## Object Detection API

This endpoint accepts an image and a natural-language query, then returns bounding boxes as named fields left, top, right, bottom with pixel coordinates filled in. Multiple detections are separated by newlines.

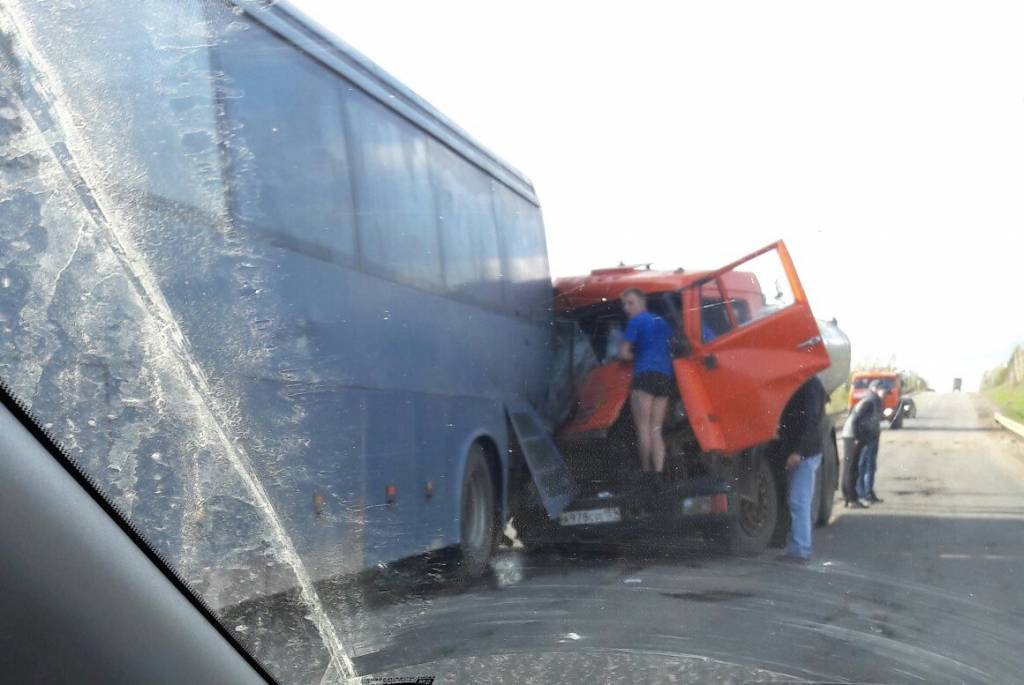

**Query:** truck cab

left=521, top=241, right=846, bottom=554
left=553, top=241, right=832, bottom=453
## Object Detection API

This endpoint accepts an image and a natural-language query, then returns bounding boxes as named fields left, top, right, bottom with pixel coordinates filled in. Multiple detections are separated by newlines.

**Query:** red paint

left=555, top=241, right=831, bottom=455
left=559, top=362, right=633, bottom=437
left=676, top=310, right=829, bottom=453
left=848, top=370, right=902, bottom=413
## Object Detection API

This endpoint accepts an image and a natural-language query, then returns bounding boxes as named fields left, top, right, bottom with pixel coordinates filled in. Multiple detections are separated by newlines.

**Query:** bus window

left=429, top=138, right=505, bottom=308
left=215, top=17, right=357, bottom=265
left=345, top=88, right=443, bottom=290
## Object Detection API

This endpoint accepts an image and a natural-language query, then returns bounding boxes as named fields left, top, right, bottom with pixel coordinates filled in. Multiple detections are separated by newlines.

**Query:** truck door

left=675, top=241, right=831, bottom=454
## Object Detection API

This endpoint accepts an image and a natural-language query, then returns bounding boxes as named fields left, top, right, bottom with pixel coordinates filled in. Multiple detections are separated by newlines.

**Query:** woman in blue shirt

left=618, top=288, right=675, bottom=481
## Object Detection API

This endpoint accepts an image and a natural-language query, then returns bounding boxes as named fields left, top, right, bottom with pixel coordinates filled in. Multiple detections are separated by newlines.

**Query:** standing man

left=841, top=379, right=883, bottom=507
left=618, top=288, right=674, bottom=488
left=776, top=376, right=828, bottom=563
left=839, top=415, right=865, bottom=508
left=855, top=380, right=885, bottom=504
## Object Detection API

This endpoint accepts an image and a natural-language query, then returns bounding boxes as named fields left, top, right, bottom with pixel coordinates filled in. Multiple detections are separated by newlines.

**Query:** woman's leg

left=649, top=396, right=670, bottom=473
left=630, top=390, right=654, bottom=471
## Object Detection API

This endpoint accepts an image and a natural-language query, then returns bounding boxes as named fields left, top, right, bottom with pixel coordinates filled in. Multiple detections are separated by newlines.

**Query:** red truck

left=848, top=370, right=916, bottom=429
left=511, top=241, right=849, bottom=555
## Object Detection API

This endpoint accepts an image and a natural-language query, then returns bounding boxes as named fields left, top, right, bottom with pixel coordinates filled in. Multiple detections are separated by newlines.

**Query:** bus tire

left=457, top=445, right=498, bottom=578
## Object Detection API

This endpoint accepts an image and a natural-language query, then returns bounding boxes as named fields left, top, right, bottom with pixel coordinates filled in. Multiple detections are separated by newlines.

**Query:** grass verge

left=984, top=384, right=1024, bottom=424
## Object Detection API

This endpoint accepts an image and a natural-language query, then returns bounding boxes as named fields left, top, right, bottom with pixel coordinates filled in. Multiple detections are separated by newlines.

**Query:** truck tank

left=817, top=319, right=851, bottom=396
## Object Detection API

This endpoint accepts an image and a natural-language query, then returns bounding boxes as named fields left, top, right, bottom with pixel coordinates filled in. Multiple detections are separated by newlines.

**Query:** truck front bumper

left=553, top=476, right=732, bottom=537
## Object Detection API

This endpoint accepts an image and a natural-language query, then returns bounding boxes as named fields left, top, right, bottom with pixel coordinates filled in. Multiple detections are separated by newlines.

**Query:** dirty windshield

left=1, top=1, right=1023, bottom=683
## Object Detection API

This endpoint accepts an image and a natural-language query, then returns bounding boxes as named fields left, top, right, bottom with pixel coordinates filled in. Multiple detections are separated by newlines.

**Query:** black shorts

left=631, top=371, right=674, bottom=397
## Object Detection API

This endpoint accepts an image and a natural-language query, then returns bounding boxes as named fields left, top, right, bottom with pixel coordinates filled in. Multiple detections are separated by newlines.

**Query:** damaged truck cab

left=521, top=241, right=848, bottom=554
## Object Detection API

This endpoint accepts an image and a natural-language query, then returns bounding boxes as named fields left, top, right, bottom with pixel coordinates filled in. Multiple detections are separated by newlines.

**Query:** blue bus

left=206, top=0, right=555, bottom=580
left=0, top=0, right=552, bottom=606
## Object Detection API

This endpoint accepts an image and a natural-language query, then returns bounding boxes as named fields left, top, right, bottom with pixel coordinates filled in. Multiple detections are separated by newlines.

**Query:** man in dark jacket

left=776, top=376, right=827, bottom=563
left=841, top=379, right=884, bottom=507
left=855, top=380, right=885, bottom=503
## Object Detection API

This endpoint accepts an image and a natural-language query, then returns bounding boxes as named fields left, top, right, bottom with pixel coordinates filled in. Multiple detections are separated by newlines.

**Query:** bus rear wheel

left=457, top=445, right=498, bottom=578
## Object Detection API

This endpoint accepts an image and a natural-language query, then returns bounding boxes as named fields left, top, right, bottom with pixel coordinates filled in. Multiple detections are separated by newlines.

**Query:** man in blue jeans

left=855, top=380, right=885, bottom=504
left=776, top=376, right=827, bottom=563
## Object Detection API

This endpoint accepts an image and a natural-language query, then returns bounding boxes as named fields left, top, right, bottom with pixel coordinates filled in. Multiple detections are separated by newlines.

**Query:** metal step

left=506, top=402, right=577, bottom=519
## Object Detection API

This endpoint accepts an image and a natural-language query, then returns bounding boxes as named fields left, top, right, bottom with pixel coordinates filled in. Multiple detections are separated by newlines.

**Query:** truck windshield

left=854, top=378, right=897, bottom=391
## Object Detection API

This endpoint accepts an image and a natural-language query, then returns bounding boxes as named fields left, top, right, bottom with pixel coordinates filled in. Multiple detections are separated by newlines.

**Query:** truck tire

left=457, top=445, right=498, bottom=578
left=815, top=432, right=837, bottom=527
left=890, top=412, right=904, bottom=430
left=720, top=448, right=778, bottom=556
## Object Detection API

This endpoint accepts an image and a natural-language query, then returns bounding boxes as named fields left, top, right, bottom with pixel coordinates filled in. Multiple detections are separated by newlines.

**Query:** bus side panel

left=362, top=393, right=508, bottom=568
left=442, top=398, right=510, bottom=542
left=269, top=385, right=369, bottom=582
left=162, top=243, right=545, bottom=573
left=0, top=0, right=553, bottom=601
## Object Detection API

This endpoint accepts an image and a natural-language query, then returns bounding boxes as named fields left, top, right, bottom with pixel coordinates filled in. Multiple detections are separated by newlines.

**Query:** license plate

left=559, top=507, right=621, bottom=527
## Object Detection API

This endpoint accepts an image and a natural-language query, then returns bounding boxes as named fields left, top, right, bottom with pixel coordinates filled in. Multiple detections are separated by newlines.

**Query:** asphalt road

left=237, top=392, right=1024, bottom=684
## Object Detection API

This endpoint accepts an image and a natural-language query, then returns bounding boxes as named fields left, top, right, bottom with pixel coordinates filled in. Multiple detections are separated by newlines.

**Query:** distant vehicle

left=848, top=371, right=916, bottom=429
left=953, top=378, right=963, bottom=392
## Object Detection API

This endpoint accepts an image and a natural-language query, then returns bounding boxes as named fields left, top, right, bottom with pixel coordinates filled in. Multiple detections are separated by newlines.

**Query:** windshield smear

left=2, top=2, right=1023, bottom=685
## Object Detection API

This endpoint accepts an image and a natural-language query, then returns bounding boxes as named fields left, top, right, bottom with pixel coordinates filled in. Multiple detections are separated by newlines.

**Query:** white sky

left=290, top=0, right=1024, bottom=391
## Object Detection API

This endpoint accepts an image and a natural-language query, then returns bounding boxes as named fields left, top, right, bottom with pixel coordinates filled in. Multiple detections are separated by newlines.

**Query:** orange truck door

left=675, top=241, right=831, bottom=454
left=558, top=363, right=633, bottom=438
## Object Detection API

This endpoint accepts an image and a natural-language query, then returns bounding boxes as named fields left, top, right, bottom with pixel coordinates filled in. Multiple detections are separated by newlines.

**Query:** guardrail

left=995, top=413, right=1024, bottom=440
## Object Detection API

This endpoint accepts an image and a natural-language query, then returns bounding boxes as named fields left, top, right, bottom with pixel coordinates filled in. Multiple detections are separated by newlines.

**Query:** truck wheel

left=890, top=412, right=904, bottom=430
left=722, top=450, right=778, bottom=556
left=815, top=434, right=837, bottom=527
left=457, top=445, right=498, bottom=578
